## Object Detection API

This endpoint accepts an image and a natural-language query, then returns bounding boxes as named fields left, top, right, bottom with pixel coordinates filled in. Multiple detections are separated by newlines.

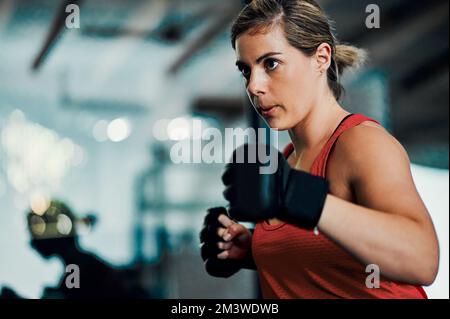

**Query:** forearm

left=317, top=194, right=439, bottom=285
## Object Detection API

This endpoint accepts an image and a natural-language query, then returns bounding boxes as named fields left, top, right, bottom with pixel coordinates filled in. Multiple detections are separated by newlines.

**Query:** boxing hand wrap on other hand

left=222, top=144, right=329, bottom=229
left=199, top=207, right=256, bottom=278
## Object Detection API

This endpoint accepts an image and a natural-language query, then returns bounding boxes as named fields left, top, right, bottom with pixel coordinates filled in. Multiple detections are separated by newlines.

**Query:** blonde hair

left=231, top=0, right=367, bottom=100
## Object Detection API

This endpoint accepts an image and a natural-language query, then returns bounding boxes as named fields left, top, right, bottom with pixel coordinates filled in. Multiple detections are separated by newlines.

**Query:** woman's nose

left=246, top=71, right=267, bottom=97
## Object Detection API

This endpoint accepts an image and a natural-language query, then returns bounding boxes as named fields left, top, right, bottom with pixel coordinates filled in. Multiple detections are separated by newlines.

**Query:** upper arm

left=334, top=123, right=430, bottom=224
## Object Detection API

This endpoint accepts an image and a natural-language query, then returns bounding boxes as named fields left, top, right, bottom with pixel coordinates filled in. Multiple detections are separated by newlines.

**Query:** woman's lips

left=259, top=105, right=279, bottom=117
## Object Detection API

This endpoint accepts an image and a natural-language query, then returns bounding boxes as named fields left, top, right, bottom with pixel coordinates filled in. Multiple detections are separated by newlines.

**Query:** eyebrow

left=235, top=52, right=283, bottom=67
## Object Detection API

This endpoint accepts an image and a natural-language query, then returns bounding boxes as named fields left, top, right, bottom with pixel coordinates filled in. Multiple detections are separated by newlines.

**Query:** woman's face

left=235, top=24, right=322, bottom=130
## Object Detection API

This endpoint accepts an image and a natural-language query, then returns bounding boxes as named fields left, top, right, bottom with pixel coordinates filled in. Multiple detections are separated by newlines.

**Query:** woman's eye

left=239, top=66, right=250, bottom=78
left=265, top=59, right=279, bottom=71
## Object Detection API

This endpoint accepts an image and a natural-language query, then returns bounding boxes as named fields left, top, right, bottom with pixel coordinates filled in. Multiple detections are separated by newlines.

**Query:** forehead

left=235, top=24, right=290, bottom=61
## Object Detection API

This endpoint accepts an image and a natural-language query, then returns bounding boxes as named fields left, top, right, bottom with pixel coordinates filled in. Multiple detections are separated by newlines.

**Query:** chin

left=264, top=117, right=290, bottom=131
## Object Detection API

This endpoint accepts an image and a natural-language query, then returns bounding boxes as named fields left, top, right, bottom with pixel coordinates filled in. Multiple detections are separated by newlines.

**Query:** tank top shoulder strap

left=310, top=113, right=380, bottom=178
left=282, top=114, right=380, bottom=177
left=282, top=143, right=295, bottom=158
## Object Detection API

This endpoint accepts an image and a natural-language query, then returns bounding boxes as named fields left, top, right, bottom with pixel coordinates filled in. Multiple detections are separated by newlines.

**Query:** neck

left=288, top=93, right=349, bottom=155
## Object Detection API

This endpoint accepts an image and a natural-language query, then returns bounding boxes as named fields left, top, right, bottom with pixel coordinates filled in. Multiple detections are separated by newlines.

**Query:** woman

left=199, top=0, right=439, bottom=299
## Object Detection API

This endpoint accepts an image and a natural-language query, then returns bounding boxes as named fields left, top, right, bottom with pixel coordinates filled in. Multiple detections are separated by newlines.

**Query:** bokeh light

left=92, top=120, right=109, bottom=142
left=56, top=214, right=73, bottom=235
left=107, top=118, right=131, bottom=142
left=30, top=192, right=50, bottom=216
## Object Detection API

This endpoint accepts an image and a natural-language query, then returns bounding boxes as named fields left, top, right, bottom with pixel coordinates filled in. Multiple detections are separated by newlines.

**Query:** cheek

left=289, top=68, right=317, bottom=102
left=276, top=70, right=311, bottom=109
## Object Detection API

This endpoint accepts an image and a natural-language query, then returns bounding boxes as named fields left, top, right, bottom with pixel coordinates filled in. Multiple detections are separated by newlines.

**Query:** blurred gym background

left=0, top=0, right=448, bottom=298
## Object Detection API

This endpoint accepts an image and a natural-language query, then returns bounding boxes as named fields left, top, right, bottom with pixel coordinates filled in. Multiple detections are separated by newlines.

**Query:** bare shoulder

left=330, top=120, right=432, bottom=226
left=332, top=121, right=411, bottom=183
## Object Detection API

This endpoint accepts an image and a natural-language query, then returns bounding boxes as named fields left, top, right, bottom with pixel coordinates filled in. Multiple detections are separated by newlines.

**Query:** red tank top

left=252, top=114, right=427, bottom=299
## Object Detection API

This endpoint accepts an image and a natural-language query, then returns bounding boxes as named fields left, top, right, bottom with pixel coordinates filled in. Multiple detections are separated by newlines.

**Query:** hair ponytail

left=335, top=44, right=368, bottom=75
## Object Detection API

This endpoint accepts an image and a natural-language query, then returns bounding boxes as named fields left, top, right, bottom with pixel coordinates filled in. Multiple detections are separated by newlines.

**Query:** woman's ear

left=315, top=43, right=332, bottom=74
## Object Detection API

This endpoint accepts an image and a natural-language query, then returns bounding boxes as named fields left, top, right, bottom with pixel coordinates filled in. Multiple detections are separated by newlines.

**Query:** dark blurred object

left=0, top=286, right=23, bottom=299
left=26, top=199, right=149, bottom=299
left=32, top=0, right=84, bottom=71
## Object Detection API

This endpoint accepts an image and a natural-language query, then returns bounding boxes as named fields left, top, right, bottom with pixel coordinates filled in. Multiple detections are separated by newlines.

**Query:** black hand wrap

left=199, top=207, right=255, bottom=278
left=281, top=168, right=329, bottom=229
left=222, top=144, right=329, bottom=229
